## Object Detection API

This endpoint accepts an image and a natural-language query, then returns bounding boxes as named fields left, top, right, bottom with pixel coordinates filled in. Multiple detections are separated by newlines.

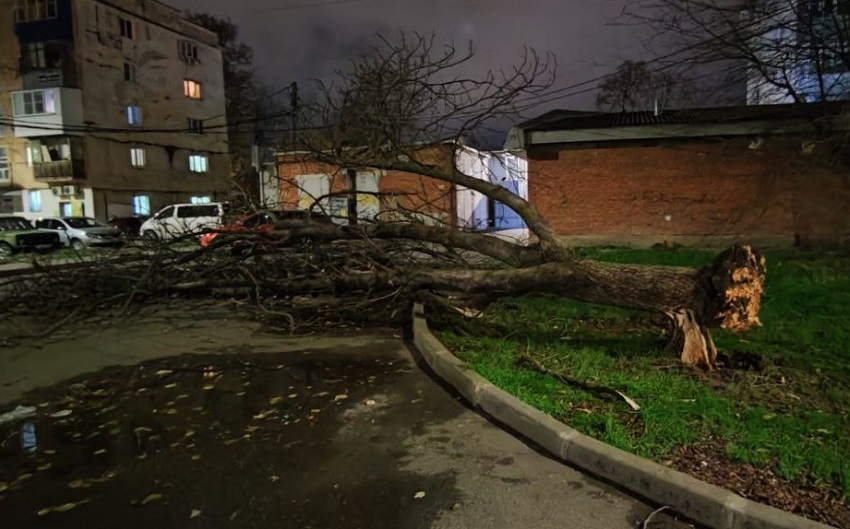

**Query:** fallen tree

left=0, top=33, right=766, bottom=369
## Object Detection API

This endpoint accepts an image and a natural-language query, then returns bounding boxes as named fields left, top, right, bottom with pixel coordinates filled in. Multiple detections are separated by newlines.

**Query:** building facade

left=506, top=104, right=850, bottom=248
left=0, top=0, right=229, bottom=221
left=276, top=143, right=530, bottom=243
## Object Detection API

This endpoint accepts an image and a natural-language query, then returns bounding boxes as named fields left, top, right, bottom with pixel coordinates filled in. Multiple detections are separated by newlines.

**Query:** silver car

left=34, top=217, right=124, bottom=250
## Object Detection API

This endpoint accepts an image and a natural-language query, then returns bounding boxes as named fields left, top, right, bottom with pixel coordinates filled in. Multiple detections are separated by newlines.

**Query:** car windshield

left=64, top=218, right=103, bottom=228
left=0, top=217, right=33, bottom=231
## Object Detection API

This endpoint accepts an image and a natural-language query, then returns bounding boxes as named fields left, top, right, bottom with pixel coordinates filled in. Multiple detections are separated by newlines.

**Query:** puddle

left=0, top=349, right=461, bottom=528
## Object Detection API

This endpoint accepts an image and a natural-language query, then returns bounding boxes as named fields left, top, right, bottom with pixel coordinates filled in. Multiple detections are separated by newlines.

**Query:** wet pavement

left=0, top=318, right=691, bottom=528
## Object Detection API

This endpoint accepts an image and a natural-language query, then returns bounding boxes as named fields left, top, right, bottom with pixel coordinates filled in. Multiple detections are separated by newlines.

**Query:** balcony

left=33, top=159, right=85, bottom=181
left=29, top=136, right=85, bottom=181
left=11, top=87, right=83, bottom=138
left=19, top=41, right=78, bottom=89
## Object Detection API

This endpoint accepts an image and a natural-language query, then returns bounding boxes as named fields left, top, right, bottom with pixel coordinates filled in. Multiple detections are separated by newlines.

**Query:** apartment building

left=746, top=0, right=850, bottom=104
left=0, top=0, right=229, bottom=221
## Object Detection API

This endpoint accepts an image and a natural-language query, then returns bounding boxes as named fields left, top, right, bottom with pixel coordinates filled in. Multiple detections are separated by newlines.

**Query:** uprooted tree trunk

left=255, top=221, right=764, bottom=369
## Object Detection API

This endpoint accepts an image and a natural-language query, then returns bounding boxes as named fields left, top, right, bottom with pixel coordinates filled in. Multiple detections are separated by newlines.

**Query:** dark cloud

left=166, top=0, right=649, bottom=116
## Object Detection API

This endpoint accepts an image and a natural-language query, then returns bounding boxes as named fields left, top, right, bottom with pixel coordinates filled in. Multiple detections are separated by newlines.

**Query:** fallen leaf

left=44, top=449, right=56, bottom=455
left=37, top=463, right=52, bottom=471
left=365, top=399, right=376, bottom=406
left=16, top=473, right=33, bottom=482
left=269, top=396, right=283, bottom=405
left=270, top=475, right=280, bottom=482
left=288, top=394, right=298, bottom=399
left=68, top=480, right=88, bottom=490
left=156, top=370, right=173, bottom=376
left=185, top=430, right=195, bottom=438
left=164, top=383, right=177, bottom=389
left=50, top=409, right=73, bottom=418
left=191, top=455, right=201, bottom=461
left=37, top=499, right=89, bottom=516
left=202, top=385, right=215, bottom=391
left=334, top=394, right=348, bottom=402
left=0, top=482, right=8, bottom=493
left=314, top=391, right=329, bottom=397
left=413, top=491, right=426, bottom=499
left=310, top=408, right=321, bottom=413
left=142, top=493, right=163, bottom=505
left=190, top=509, right=202, bottom=519
left=165, top=409, right=178, bottom=415
left=93, top=449, right=107, bottom=455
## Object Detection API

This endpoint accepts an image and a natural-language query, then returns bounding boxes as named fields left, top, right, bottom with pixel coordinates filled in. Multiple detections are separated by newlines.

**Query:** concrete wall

left=527, top=136, right=850, bottom=248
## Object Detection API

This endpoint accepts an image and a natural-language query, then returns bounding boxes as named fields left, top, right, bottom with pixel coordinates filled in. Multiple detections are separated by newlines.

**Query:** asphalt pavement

left=0, top=315, right=688, bottom=528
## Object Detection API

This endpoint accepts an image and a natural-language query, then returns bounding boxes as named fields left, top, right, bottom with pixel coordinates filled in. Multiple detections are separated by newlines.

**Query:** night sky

left=166, top=0, right=649, bottom=116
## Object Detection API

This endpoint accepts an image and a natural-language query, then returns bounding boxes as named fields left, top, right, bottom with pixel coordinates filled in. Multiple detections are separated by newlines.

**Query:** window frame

left=119, top=17, right=135, bottom=39
left=186, top=117, right=204, bottom=134
left=126, top=105, right=142, bottom=126
left=0, top=147, right=10, bottom=182
left=28, top=190, right=42, bottom=213
left=183, top=79, right=202, bottom=100
left=132, top=195, right=150, bottom=216
left=123, top=61, right=136, bottom=83
left=15, top=0, right=58, bottom=23
left=12, top=89, right=56, bottom=117
left=129, top=146, right=146, bottom=168
left=188, top=153, right=209, bottom=173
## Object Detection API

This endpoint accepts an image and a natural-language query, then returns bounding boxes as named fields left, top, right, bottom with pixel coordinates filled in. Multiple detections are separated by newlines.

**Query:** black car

left=107, top=215, right=150, bottom=237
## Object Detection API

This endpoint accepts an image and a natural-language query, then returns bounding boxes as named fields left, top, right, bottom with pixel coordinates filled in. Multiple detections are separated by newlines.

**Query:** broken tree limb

left=518, top=347, right=641, bottom=411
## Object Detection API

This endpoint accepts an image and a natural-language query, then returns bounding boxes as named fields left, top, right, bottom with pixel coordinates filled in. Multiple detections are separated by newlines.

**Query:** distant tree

left=187, top=13, right=288, bottom=204
left=596, top=60, right=696, bottom=112
left=622, top=0, right=850, bottom=104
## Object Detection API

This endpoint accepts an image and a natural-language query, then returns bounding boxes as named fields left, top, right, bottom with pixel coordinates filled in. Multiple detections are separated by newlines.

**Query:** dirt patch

left=670, top=441, right=850, bottom=528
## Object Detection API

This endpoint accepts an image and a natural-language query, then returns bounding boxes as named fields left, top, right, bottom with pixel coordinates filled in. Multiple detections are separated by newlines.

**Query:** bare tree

left=3, top=33, right=766, bottom=370
left=623, top=0, right=850, bottom=104
left=596, top=60, right=697, bottom=112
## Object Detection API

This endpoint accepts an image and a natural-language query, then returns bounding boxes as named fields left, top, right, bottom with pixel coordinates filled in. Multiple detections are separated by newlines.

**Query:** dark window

left=119, top=17, right=134, bottom=39
left=155, top=206, right=174, bottom=219
left=176, top=205, right=219, bottom=218
left=187, top=118, right=204, bottom=134
left=123, top=62, right=136, bottom=82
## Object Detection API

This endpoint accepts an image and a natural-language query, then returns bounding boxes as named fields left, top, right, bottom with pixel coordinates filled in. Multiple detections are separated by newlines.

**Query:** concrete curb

left=411, top=303, right=836, bottom=529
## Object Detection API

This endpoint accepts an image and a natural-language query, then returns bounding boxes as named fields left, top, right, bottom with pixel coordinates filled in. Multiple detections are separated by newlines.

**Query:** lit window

left=119, top=17, right=134, bottom=39
left=126, top=105, right=142, bottom=126
left=183, top=79, right=202, bottom=99
left=188, top=154, right=208, bottom=173
left=187, top=118, right=203, bottom=134
left=0, top=147, right=10, bottom=181
left=15, top=0, right=57, bottom=22
left=12, top=89, right=56, bottom=116
left=190, top=196, right=211, bottom=204
left=130, top=147, right=145, bottom=168
left=133, top=195, right=150, bottom=215
left=124, top=62, right=136, bottom=83
left=29, top=190, right=41, bottom=213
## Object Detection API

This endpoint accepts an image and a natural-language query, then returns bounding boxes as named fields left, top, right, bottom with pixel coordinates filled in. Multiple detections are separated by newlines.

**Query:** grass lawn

left=434, top=247, right=850, bottom=501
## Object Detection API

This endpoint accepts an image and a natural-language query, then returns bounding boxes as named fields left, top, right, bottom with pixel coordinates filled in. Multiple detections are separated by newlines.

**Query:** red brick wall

left=528, top=137, right=850, bottom=247
left=277, top=145, right=457, bottom=225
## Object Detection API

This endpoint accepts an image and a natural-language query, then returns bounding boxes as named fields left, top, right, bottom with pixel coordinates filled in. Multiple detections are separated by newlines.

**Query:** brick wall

left=277, top=145, right=458, bottom=225
left=528, top=136, right=850, bottom=247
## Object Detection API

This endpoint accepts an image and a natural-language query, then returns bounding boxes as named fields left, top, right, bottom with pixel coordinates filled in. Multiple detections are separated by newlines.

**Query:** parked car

left=0, top=215, right=61, bottom=258
left=107, top=215, right=149, bottom=237
left=140, top=203, right=228, bottom=240
left=34, top=217, right=124, bottom=250
left=198, top=209, right=332, bottom=248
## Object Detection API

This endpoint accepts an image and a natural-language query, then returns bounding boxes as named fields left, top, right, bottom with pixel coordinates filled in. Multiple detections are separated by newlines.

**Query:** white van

left=140, top=202, right=226, bottom=240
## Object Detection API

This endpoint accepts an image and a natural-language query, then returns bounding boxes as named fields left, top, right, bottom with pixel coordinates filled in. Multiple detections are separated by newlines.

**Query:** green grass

left=435, top=247, right=850, bottom=496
